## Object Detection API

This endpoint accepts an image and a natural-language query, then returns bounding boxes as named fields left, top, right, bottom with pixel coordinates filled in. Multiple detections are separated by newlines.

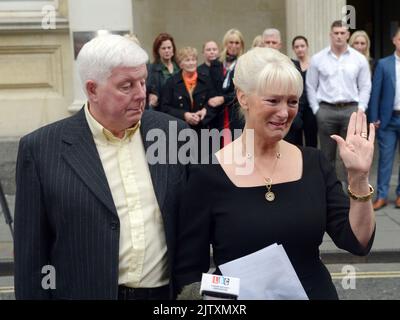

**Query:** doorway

left=347, top=0, right=400, bottom=59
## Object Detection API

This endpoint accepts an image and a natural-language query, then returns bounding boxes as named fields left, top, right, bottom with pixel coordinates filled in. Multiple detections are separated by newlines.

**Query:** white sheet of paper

left=219, top=243, right=308, bottom=300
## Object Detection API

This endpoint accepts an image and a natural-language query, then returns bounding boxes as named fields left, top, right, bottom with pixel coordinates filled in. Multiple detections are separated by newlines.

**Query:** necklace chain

left=247, top=148, right=281, bottom=202
left=261, top=152, right=281, bottom=200
left=242, top=137, right=281, bottom=202
left=262, top=152, right=281, bottom=186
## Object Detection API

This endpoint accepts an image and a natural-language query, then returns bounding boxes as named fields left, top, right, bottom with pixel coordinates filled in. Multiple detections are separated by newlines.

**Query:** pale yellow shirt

left=84, top=104, right=168, bottom=288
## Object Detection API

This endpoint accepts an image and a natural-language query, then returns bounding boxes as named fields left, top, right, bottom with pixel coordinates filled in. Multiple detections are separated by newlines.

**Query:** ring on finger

left=360, top=132, right=368, bottom=139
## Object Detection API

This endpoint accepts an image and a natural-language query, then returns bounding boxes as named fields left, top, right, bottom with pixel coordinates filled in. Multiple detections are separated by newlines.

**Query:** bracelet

left=347, top=184, right=374, bottom=202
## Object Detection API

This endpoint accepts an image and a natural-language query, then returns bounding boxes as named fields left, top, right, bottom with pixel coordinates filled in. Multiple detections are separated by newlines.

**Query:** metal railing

left=0, top=180, right=13, bottom=240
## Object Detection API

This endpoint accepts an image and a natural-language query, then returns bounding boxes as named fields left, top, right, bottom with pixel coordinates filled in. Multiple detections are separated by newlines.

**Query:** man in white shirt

left=307, top=20, right=371, bottom=183
left=368, top=28, right=400, bottom=210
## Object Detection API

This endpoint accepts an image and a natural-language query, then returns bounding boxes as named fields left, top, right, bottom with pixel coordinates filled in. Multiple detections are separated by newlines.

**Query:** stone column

left=285, top=0, right=347, bottom=57
left=0, top=0, right=70, bottom=193
left=68, top=0, right=133, bottom=113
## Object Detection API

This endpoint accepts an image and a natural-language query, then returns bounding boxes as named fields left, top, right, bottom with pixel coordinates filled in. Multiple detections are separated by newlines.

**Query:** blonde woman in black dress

left=175, top=47, right=376, bottom=300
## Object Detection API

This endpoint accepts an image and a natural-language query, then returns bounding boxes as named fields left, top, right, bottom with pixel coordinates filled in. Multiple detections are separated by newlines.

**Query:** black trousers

left=118, top=285, right=170, bottom=300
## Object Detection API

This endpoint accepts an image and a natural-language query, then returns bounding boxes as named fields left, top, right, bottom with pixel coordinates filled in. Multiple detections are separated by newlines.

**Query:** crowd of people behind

left=139, top=24, right=374, bottom=151
left=134, top=21, right=400, bottom=211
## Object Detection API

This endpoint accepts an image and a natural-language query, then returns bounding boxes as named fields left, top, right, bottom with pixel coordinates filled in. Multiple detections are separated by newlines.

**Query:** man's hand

left=373, top=120, right=380, bottom=129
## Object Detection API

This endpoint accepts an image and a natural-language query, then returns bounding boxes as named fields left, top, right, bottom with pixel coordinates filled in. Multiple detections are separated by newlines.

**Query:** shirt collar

left=84, top=102, right=140, bottom=145
left=161, top=61, right=178, bottom=72
left=328, top=45, right=350, bottom=57
left=395, top=52, right=400, bottom=62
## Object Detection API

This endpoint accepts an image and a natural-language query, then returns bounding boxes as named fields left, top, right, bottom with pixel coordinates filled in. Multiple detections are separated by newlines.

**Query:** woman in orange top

left=161, top=47, right=216, bottom=131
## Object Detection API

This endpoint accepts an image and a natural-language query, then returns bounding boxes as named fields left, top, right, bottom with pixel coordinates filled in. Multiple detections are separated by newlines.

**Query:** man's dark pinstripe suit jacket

left=14, top=108, right=188, bottom=299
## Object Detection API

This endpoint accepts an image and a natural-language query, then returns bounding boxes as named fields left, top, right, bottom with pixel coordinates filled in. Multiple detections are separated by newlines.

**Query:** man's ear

left=86, top=80, right=98, bottom=102
left=237, top=89, right=249, bottom=110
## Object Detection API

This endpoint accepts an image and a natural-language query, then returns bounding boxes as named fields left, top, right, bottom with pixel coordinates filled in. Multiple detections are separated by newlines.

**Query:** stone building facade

left=0, top=0, right=396, bottom=193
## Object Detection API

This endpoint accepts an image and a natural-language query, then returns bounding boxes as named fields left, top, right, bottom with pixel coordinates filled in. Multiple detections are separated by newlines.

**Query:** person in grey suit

left=14, top=34, right=189, bottom=300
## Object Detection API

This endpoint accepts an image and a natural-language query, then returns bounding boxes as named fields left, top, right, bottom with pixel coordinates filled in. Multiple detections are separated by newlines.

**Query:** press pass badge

left=200, top=273, right=240, bottom=300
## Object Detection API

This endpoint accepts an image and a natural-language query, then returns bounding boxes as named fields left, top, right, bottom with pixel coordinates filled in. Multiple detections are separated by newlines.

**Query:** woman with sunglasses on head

left=207, top=29, right=245, bottom=141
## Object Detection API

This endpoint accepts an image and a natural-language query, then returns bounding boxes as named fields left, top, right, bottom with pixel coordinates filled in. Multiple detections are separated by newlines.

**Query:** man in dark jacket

left=14, top=34, right=189, bottom=300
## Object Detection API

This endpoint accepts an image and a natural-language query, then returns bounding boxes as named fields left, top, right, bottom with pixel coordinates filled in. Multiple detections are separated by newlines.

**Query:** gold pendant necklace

left=264, top=177, right=275, bottom=202
left=262, top=152, right=281, bottom=202
left=242, top=138, right=281, bottom=202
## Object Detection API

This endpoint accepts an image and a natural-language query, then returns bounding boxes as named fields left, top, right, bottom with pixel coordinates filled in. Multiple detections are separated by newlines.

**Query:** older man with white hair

left=14, top=34, right=189, bottom=300
left=262, top=28, right=283, bottom=50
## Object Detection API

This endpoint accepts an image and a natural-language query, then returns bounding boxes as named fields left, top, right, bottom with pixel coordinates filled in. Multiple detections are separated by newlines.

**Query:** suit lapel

left=140, top=111, right=168, bottom=210
left=61, top=109, right=118, bottom=217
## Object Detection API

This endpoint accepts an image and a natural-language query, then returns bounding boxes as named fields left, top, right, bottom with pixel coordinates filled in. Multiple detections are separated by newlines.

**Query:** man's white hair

left=262, top=28, right=282, bottom=40
left=77, top=34, right=148, bottom=95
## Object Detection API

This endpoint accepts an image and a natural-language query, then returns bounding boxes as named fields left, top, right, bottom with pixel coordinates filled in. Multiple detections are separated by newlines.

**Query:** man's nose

left=135, top=85, right=146, bottom=100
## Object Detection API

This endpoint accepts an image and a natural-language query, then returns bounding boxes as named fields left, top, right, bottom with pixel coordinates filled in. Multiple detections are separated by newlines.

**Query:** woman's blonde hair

left=252, top=35, right=264, bottom=48
left=220, top=28, right=245, bottom=62
left=234, top=47, right=303, bottom=98
left=234, top=48, right=303, bottom=119
left=176, top=47, right=198, bottom=65
left=349, top=30, right=371, bottom=60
